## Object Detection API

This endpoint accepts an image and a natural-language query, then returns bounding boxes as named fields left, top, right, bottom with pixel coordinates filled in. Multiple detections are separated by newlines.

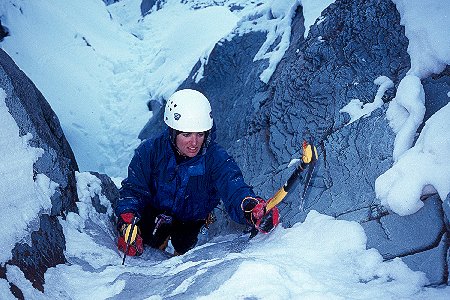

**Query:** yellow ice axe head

left=302, top=141, right=318, bottom=164
left=124, top=223, right=138, bottom=244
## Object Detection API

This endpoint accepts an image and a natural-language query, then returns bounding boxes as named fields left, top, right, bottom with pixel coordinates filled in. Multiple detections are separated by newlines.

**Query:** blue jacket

left=115, top=129, right=255, bottom=224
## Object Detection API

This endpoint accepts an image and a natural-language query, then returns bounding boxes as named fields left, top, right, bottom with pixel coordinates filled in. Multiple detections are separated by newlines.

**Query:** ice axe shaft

left=122, top=216, right=139, bottom=265
left=266, top=161, right=305, bottom=211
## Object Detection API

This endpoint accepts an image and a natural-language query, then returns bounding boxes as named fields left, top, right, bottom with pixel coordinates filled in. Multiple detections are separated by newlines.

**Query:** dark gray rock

left=140, top=0, right=166, bottom=16
left=363, top=195, right=447, bottom=285
left=9, top=215, right=66, bottom=292
left=103, top=0, right=121, bottom=5
left=420, top=66, right=450, bottom=130
left=443, top=193, right=450, bottom=285
left=138, top=99, right=165, bottom=140
left=173, top=0, right=449, bottom=285
left=402, top=232, right=448, bottom=286
left=263, top=0, right=448, bottom=284
left=281, top=106, right=396, bottom=226
left=0, top=48, right=79, bottom=291
left=265, top=0, right=409, bottom=167
left=0, top=19, right=8, bottom=41
left=0, top=49, right=78, bottom=216
left=89, top=171, right=120, bottom=214
left=180, top=30, right=270, bottom=150
left=139, top=29, right=272, bottom=149
left=444, top=192, right=450, bottom=230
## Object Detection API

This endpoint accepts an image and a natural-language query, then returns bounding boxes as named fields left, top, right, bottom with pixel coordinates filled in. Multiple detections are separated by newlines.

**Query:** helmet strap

left=168, top=128, right=180, bottom=146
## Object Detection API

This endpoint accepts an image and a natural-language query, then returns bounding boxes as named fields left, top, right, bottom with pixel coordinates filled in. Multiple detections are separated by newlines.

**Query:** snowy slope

left=0, top=0, right=239, bottom=177
left=5, top=178, right=444, bottom=299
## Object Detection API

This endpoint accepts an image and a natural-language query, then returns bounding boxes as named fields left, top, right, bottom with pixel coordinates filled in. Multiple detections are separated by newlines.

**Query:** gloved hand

left=117, top=212, right=144, bottom=256
left=302, top=141, right=318, bottom=164
left=241, top=197, right=279, bottom=234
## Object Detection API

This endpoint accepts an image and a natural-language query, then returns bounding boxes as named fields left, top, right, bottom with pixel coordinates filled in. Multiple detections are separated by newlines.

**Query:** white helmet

left=164, top=89, right=213, bottom=132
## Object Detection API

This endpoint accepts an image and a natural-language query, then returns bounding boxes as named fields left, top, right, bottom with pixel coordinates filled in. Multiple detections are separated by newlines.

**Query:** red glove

left=117, top=213, right=144, bottom=256
left=241, top=197, right=280, bottom=234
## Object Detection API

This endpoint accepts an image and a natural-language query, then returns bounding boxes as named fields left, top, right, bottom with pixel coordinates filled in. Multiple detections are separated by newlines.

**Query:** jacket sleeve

left=115, top=140, right=153, bottom=218
left=209, top=144, right=256, bottom=224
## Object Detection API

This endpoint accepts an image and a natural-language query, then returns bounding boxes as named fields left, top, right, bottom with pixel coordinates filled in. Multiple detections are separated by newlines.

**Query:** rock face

left=140, top=0, right=166, bottom=16
left=0, top=20, right=8, bottom=41
left=89, top=171, right=120, bottom=214
left=143, top=0, right=449, bottom=285
left=0, top=49, right=79, bottom=293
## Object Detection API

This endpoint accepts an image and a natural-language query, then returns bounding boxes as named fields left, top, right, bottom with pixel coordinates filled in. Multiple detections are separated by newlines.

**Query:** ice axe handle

left=266, top=162, right=305, bottom=211
left=122, top=216, right=139, bottom=265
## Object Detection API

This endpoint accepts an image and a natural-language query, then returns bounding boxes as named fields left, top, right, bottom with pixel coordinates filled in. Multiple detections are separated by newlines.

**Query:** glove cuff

left=241, top=196, right=266, bottom=225
left=120, top=212, right=135, bottom=224
left=117, top=212, right=137, bottom=233
left=241, top=196, right=263, bottom=211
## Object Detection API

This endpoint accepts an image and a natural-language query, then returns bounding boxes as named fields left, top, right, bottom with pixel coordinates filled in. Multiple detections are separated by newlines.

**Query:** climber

left=114, top=89, right=280, bottom=257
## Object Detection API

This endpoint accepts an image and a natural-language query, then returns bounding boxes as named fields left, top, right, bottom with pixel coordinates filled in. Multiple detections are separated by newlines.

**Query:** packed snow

left=3, top=176, right=445, bottom=299
left=1, top=0, right=450, bottom=299
left=393, top=0, right=450, bottom=78
left=376, top=102, right=450, bottom=216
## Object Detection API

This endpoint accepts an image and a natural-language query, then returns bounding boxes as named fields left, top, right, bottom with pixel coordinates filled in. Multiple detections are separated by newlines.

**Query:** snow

left=0, top=0, right=335, bottom=175
left=0, top=0, right=238, bottom=177
left=5, top=265, right=46, bottom=300
left=200, top=211, right=427, bottom=299
left=376, top=102, right=450, bottom=216
left=300, top=0, right=335, bottom=37
left=63, top=172, right=119, bottom=269
left=4, top=186, right=444, bottom=299
left=0, top=0, right=450, bottom=298
left=385, top=75, right=426, bottom=161
left=20, top=199, right=450, bottom=299
left=392, top=0, right=450, bottom=78
left=215, top=0, right=301, bottom=83
left=0, top=0, right=147, bottom=177
left=340, top=76, right=394, bottom=125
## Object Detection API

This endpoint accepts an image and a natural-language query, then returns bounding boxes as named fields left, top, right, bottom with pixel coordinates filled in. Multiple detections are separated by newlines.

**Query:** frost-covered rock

left=87, top=171, right=120, bottom=215
left=180, top=30, right=271, bottom=150
left=176, top=0, right=449, bottom=285
left=0, top=49, right=78, bottom=292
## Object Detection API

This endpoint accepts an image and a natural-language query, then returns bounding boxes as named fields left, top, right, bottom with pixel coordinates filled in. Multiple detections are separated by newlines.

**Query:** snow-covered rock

left=173, top=0, right=449, bottom=285
left=0, top=49, right=78, bottom=291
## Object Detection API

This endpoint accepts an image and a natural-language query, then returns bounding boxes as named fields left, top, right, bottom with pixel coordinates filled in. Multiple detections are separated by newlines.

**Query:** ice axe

left=246, top=140, right=318, bottom=237
left=266, top=140, right=318, bottom=212
left=122, top=216, right=139, bottom=265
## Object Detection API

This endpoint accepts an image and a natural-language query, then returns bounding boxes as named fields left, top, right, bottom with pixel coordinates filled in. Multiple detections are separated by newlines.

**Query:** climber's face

left=176, top=132, right=205, bottom=157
